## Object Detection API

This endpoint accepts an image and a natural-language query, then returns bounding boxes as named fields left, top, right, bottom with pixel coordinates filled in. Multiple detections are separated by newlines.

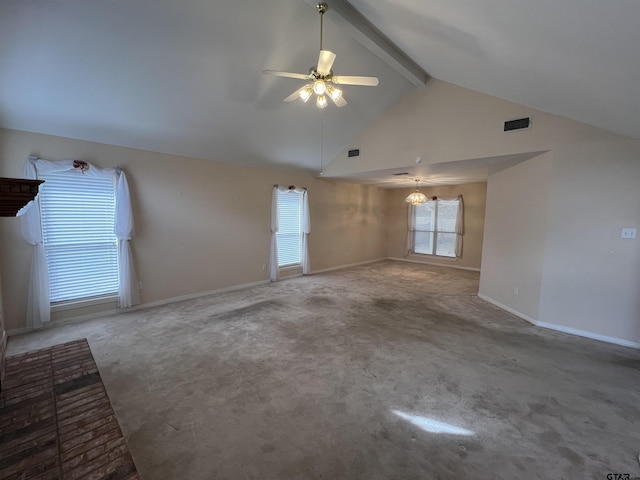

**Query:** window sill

left=51, top=294, right=118, bottom=312
left=410, top=253, right=458, bottom=262
left=279, top=264, right=302, bottom=271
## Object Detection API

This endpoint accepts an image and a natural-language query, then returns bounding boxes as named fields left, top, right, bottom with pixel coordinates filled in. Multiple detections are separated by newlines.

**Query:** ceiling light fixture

left=313, top=80, right=327, bottom=95
left=327, top=85, right=342, bottom=102
left=299, top=85, right=313, bottom=102
left=316, top=95, right=328, bottom=109
left=405, top=179, right=428, bottom=205
left=263, top=2, right=379, bottom=109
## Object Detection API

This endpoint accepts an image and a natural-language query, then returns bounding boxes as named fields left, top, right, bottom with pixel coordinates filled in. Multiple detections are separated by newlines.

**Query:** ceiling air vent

left=392, top=172, right=409, bottom=176
left=348, top=148, right=360, bottom=158
left=504, top=117, right=532, bottom=132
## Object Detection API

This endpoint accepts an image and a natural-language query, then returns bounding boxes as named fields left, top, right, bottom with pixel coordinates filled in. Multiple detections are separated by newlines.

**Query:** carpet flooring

left=5, top=260, right=640, bottom=479
left=0, top=339, right=139, bottom=480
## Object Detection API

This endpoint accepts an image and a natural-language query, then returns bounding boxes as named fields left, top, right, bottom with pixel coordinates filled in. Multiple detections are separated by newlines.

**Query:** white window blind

left=414, top=199, right=459, bottom=257
left=277, top=190, right=302, bottom=267
left=39, top=170, right=119, bottom=303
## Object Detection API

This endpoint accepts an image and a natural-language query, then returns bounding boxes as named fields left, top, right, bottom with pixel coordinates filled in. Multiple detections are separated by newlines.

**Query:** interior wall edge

left=478, top=293, right=640, bottom=350
left=477, top=293, right=538, bottom=325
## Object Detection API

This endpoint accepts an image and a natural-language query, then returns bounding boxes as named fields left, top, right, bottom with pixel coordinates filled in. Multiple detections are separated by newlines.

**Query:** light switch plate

left=621, top=228, right=637, bottom=239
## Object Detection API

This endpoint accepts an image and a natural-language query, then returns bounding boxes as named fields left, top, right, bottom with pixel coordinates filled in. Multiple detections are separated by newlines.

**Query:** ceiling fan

left=263, top=2, right=379, bottom=108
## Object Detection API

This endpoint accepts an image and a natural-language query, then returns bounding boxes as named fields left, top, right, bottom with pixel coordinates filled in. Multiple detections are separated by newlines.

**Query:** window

left=414, top=198, right=460, bottom=257
left=39, top=170, right=119, bottom=303
left=276, top=190, right=303, bottom=267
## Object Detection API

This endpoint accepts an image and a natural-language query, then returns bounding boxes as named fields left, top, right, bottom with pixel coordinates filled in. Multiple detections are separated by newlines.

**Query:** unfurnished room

left=0, top=1, right=639, bottom=479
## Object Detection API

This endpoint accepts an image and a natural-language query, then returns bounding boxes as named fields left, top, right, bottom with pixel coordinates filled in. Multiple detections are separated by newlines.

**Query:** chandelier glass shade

left=405, top=180, right=428, bottom=205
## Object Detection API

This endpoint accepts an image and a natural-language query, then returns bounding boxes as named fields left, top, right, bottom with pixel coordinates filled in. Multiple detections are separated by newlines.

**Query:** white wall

left=326, top=79, right=640, bottom=346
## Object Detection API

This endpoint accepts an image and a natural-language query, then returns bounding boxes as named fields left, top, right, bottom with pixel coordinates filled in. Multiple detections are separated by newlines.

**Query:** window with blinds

left=277, top=190, right=302, bottom=267
left=414, top=199, right=459, bottom=257
left=39, top=170, right=119, bottom=303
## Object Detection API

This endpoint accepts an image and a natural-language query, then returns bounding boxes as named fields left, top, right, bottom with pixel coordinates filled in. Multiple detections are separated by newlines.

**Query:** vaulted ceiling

left=1, top=0, right=638, bottom=178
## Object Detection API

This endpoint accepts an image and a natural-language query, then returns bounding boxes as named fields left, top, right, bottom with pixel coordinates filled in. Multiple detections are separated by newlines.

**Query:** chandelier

left=405, top=179, right=427, bottom=205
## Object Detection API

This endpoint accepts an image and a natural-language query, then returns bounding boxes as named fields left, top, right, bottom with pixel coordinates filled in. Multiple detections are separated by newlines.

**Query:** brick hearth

left=0, top=339, right=139, bottom=479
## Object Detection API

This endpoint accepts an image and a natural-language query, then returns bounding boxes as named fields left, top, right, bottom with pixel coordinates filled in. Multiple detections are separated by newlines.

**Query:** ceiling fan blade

left=283, top=87, right=304, bottom=102
left=332, top=75, right=379, bottom=86
left=317, top=50, right=336, bottom=76
left=263, top=70, right=311, bottom=80
left=333, top=95, right=347, bottom=107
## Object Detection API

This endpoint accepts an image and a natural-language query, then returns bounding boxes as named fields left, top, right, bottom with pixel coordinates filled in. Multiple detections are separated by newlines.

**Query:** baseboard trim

left=6, top=327, right=31, bottom=336
left=388, top=257, right=481, bottom=272
left=477, top=294, right=538, bottom=325
left=8, top=258, right=388, bottom=336
left=477, top=293, right=640, bottom=349
left=311, top=258, right=386, bottom=275
left=7, top=279, right=271, bottom=337
left=535, top=321, right=640, bottom=350
left=137, top=279, right=272, bottom=309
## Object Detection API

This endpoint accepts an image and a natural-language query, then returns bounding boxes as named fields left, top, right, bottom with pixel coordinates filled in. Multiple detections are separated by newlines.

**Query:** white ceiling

left=2, top=0, right=639, bottom=184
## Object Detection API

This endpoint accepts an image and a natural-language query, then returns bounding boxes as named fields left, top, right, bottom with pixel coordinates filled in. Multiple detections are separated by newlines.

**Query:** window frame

left=413, top=198, right=460, bottom=258
left=276, top=189, right=303, bottom=268
left=38, top=169, right=120, bottom=306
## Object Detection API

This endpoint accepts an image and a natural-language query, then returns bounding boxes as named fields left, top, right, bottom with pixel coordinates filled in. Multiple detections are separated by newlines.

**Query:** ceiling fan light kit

left=316, top=95, right=328, bottom=108
left=263, top=2, right=379, bottom=109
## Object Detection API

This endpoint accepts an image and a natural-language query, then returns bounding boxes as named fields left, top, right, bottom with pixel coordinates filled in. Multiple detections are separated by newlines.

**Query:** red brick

left=59, top=417, right=120, bottom=453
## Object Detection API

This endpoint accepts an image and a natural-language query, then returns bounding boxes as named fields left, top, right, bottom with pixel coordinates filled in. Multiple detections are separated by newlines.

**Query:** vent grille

left=348, top=149, right=360, bottom=158
left=392, top=172, right=409, bottom=176
left=504, top=117, right=531, bottom=132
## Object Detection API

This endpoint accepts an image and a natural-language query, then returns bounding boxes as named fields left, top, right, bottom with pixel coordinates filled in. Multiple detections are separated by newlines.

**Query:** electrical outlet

left=513, top=287, right=519, bottom=295
left=621, top=228, right=637, bottom=239
left=262, top=264, right=267, bottom=271
left=137, top=281, right=143, bottom=290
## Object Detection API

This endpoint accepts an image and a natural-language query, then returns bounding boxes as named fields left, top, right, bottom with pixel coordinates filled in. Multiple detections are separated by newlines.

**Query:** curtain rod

left=273, top=184, right=307, bottom=190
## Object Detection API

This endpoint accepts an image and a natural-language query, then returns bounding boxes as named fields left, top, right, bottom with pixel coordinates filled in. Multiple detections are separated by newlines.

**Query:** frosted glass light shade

left=313, top=80, right=327, bottom=95
left=316, top=95, right=328, bottom=108
left=327, top=85, right=342, bottom=101
left=299, top=87, right=312, bottom=102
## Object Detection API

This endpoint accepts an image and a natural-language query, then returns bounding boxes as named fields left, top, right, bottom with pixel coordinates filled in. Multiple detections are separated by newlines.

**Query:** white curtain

left=20, top=159, right=49, bottom=328
left=455, top=195, right=464, bottom=257
left=20, top=157, right=139, bottom=327
left=301, top=189, right=311, bottom=275
left=405, top=203, right=416, bottom=256
left=269, top=185, right=310, bottom=281
left=269, top=186, right=280, bottom=282
left=115, top=170, right=140, bottom=307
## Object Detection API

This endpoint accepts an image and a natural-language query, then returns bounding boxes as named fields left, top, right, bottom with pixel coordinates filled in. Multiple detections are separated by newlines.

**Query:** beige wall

left=479, top=153, right=552, bottom=320
left=0, top=128, right=388, bottom=331
left=386, top=183, right=486, bottom=270
left=538, top=143, right=640, bottom=342
left=326, top=79, right=640, bottom=345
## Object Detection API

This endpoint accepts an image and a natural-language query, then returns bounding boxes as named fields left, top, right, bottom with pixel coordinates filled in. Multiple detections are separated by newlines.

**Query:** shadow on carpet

left=0, top=338, right=139, bottom=479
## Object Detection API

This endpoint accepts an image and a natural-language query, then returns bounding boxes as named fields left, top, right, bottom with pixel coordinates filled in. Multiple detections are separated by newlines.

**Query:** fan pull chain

left=320, top=114, right=324, bottom=175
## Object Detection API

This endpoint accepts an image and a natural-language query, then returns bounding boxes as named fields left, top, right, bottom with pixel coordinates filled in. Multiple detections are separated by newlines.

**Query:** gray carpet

left=7, top=260, right=640, bottom=479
